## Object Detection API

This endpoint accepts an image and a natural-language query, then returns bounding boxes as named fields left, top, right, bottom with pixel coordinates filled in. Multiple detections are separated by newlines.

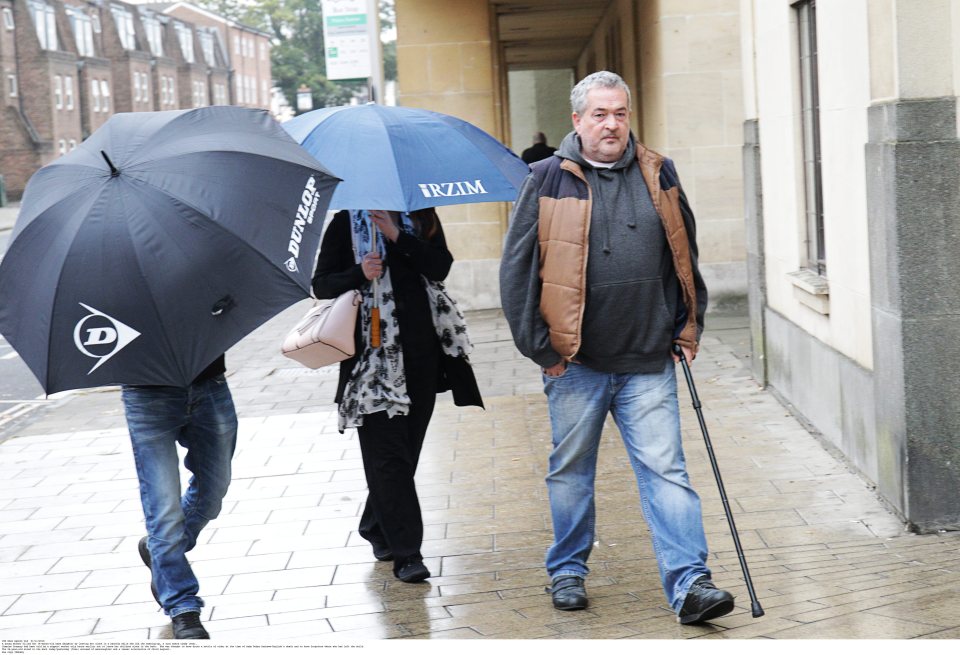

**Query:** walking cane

left=673, top=344, right=764, bottom=618
left=370, top=223, right=381, bottom=348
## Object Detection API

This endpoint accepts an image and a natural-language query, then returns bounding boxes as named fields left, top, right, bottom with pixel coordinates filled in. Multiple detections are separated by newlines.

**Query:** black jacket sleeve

left=311, top=211, right=368, bottom=299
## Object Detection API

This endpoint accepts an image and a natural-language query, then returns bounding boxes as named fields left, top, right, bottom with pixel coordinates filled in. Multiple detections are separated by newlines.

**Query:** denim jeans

left=542, top=360, right=711, bottom=611
left=121, top=375, right=238, bottom=617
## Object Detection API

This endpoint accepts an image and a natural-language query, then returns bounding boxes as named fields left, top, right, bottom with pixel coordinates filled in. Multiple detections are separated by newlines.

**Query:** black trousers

left=356, top=347, right=439, bottom=572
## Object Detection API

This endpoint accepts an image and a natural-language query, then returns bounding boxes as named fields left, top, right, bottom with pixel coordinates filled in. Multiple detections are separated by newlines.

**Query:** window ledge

left=788, top=269, right=830, bottom=315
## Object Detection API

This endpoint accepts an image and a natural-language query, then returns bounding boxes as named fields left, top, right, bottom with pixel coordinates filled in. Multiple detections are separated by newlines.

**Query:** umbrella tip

left=100, top=151, right=120, bottom=177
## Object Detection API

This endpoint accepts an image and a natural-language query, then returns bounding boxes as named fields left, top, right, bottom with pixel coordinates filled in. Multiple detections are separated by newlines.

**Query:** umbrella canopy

left=0, top=106, right=339, bottom=394
left=283, top=104, right=530, bottom=212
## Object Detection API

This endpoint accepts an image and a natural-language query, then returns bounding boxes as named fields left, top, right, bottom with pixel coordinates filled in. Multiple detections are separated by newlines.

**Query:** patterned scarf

left=339, top=210, right=473, bottom=431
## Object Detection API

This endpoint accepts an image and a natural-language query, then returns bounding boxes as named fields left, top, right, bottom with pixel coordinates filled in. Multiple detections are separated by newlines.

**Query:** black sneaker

left=171, top=611, right=209, bottom=639
left=371, top=542, right=394, bottom=562
left=677, top=576, right=735, bottom=625
left=137, top=536, right=160, bottom=607
left=549, top=575, right=588, bottom=611
left=395, top=559, right=430, bottom=583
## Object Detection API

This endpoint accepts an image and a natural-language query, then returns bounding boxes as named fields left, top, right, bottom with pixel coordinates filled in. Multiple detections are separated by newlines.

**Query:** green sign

left=327, top=15, right=367, bottom=28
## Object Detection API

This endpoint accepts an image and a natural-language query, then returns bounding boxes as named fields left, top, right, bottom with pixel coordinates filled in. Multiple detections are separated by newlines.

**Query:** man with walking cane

left=500, top=71, right=735, bottom=623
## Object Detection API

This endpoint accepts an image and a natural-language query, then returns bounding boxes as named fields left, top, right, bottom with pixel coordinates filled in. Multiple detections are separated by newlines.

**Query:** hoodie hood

left=556, top=131, right=637, bottom=170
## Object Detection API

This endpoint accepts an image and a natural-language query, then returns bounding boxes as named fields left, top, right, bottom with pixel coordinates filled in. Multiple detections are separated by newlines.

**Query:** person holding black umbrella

left=312, top=208, right=483, bottom=583
left=127, top=356, right=236, bottom=639
left=0, top=106, right=339, bottom=639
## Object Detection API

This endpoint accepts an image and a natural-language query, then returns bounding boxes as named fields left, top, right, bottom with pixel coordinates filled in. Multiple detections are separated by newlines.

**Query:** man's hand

left=672, top=345, right=695, bottom=364
left=543, top=361, right=567, bottom=377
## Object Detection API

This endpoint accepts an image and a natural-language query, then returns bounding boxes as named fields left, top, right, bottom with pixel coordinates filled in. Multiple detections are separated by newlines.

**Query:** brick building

left=0, top=0, right=271, bottom=200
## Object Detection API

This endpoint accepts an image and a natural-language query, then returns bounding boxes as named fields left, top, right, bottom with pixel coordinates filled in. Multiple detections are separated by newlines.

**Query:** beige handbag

left=281, top=290, right=361, bottom=368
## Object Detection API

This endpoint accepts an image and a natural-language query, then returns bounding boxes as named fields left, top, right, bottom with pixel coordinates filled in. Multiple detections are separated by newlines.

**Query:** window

left=65, top=76, right=74, bottom=110
left=111, top=5, right=136, bottom=50
left=166, top=77, right=176, bottom=106
left=142, top=13, right=163, bottom=57
left=68, top=139, right=77, bottom=150
left=262, top=80, right=269, bottom=106
left=30, top=1, right=58, bottom=51
left=7, top=73, right=17, bottom=98
left=133, top=72, right=141, bottom=103
left=91, top=13, right=100, bottom=34
left=91, top=78, right=101, bottom=112
left=100, top=79, right=110, bottom=112
left=260, top=41, right=268, bottom=62
left=192, top=80, right=205, bottom=107
left=199, top=30, right=216, bottom=66
left=142, top=74, right=150, bottom=105
left=58, top=139, right=66, bottom=155
left=3, top=7, right=14, bottom=30
left=175, top=22, right=195, bottom=63
left=54, top=75, right=62, bottom=109
left=67, top=7, right=95, bottom=57
left=796, top=0, right=825, bottom=275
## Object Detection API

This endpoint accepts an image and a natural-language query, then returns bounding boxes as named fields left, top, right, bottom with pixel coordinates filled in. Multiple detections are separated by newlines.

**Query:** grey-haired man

left=500, top=71, right=734, bottom=624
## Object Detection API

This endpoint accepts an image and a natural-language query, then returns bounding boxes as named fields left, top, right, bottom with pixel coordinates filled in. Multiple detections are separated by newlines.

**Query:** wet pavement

left=1, top=304, right=959, bottom=644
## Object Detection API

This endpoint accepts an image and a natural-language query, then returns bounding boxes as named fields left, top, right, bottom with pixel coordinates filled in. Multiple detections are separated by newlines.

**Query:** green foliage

left=194, top=0, right=395, bottom=111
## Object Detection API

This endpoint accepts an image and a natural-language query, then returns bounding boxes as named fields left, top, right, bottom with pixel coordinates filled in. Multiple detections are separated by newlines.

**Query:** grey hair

left=570, top=71, right=632, bottom=115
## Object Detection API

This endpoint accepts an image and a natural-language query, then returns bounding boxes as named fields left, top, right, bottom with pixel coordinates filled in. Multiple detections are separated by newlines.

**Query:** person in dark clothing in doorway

left=312, top=208, right=483, bottom=583
left=521, top=132, right=557, bottom=164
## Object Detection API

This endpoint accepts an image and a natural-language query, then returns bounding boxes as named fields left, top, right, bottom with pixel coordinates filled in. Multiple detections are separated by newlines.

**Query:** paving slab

left=1, top=308, right=958, bottom=646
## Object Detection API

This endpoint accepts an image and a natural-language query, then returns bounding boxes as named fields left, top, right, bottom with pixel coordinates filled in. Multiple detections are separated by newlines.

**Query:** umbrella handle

left=371, top=306, right=381, bottom=348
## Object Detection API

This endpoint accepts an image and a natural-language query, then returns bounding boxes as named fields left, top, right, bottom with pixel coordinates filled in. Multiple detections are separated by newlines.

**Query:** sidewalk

left=1, top=304, right=959, bottom=642
left=0, top=202, right=17, bottom=233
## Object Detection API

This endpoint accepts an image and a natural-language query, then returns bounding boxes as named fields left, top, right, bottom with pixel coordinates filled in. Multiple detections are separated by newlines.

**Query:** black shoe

left=678, top=576, right=735, bottom=625
left=171, top=611, right=209, bottom=639
left=549, top=575, right=588, bottom=611
left=137, top=536, right=160, bottom=607
left=395, top=560, right=430, bottom=583
left=372, top=543, right=394, bottom=562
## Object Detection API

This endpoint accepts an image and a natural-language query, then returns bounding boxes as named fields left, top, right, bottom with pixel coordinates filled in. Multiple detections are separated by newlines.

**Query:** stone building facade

left=395, top=0, right=746, bottom=311
left=741, top=0, right=960, bottom=531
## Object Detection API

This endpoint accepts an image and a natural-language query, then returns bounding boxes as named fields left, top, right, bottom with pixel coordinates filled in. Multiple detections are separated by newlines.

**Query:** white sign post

left=321, top=0, right=372, bottom=80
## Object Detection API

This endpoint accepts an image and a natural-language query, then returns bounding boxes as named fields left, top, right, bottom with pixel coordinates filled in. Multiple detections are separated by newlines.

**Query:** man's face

left=572, top=86, right=631, bottom=163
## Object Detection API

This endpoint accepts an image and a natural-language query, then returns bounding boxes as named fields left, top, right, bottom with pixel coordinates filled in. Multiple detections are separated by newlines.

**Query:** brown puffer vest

left=535, top=144, right=701, bottom=359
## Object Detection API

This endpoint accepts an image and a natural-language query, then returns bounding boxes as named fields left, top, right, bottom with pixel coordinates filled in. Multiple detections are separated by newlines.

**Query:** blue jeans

left=121, top=376, right=238, bottom=617
left=543, top=360, right=711, bottom=611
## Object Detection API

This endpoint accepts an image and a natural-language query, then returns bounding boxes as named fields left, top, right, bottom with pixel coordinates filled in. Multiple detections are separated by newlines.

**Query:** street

left=0, top=223, right=51, bottom=426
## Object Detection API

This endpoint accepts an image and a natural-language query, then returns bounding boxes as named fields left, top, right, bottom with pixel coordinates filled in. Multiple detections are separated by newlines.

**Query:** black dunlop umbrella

left=0, top=106, right=339, bottom=394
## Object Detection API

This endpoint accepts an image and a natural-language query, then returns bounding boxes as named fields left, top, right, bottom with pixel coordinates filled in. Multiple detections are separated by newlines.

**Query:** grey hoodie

left=500, top=131, right=692, bottom=374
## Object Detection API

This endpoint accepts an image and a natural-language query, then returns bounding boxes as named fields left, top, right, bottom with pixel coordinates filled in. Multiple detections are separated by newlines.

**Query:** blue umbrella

left=0, top=106, right=339, bottom=394
left=283, top=104, right=530, bottom=211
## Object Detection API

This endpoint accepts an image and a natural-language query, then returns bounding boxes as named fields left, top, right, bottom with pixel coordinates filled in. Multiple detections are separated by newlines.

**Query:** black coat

left=311, top=211, right=484, bottom=410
